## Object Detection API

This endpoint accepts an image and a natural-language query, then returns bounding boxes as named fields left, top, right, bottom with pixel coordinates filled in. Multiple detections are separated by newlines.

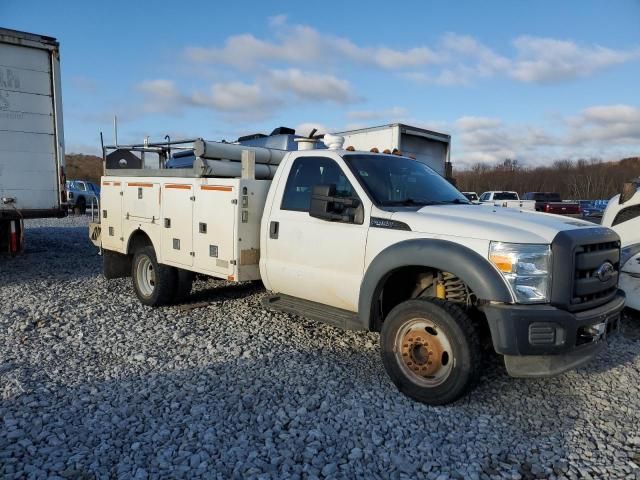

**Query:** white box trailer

left=0, top=28, right=66, bottom=253
left=335, top=123, right=452, bottom=177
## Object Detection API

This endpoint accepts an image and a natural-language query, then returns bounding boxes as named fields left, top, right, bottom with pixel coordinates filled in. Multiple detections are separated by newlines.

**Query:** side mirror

left=309, top=184, right=360, bottom=222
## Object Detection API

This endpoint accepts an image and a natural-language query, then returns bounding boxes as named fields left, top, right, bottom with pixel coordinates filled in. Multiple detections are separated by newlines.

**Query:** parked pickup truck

left=479, top=191, right=535, bottom=210
left=522, top=192, right=581, bottom=217
left=90, top=135, right=624, bottom=405
left=66, top=180, right=99, bottom=214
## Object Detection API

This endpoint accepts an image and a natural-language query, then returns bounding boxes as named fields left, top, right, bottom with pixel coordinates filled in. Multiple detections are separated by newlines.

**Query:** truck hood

left=392, top=204, right=597, bottom=244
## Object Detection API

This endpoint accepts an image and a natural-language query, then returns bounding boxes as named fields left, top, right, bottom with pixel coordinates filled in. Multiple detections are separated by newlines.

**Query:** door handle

left=269, top=221, right=279, bottom=239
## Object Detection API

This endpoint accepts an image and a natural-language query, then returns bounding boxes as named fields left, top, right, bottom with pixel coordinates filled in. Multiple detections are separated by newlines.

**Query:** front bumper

left=481, top=291, right=625, bottom=377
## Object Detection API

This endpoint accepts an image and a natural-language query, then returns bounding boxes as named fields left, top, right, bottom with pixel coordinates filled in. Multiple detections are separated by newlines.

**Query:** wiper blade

left=382, top=198, right=470, bottom=206
left=382, top=198, right=431, bottom=206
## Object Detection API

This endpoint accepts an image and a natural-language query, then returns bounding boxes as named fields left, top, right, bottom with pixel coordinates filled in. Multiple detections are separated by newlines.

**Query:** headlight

left=489, top=242, right=552, bottom=304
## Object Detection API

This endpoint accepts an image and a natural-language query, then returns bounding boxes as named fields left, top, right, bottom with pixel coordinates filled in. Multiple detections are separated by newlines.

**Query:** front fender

left=358, top=238, right=514, bottom=329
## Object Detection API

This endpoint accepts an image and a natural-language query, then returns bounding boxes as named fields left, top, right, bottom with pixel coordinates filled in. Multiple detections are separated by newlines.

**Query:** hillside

left=65, top=154, right=103, bottom=184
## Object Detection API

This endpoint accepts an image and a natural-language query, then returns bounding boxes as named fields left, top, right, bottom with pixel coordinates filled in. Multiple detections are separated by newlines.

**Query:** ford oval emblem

left=595, top=261, right=615, bottom=282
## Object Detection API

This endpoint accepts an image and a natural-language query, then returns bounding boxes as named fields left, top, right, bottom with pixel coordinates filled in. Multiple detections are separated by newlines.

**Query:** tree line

left=454, top=156, right=640, bottom=200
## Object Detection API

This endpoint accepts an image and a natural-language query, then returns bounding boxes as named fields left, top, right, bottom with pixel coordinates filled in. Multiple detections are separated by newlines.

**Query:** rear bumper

left=0, top=208, right=67, bottom=220
left=481, top=291, right=625, bottom=377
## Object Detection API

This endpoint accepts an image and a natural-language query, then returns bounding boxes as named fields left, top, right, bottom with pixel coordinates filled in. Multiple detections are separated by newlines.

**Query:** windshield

left=493, top=192, right=518, bottom=200
left=344, top=154, right=469, bottom=206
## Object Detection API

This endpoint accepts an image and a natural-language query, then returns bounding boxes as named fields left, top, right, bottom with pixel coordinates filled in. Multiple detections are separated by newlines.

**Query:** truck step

left=89, top=222, right=102, bottom=248
left=262, top=294, right=364, bottom=331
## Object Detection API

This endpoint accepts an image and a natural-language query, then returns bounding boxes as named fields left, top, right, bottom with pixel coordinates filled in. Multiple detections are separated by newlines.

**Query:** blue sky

left=3, top=0, right=640, bottom=167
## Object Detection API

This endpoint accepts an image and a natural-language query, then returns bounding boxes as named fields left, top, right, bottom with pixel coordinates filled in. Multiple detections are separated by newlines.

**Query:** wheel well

left=370, top=266, right=480, bottom=332
left=127, top=229, right=152, bottom=255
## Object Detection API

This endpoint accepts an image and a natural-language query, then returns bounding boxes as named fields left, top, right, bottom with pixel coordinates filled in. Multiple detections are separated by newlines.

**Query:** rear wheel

left=132, top=246, right=177, bottom=306
left=380, top=298, right=482, bottom=405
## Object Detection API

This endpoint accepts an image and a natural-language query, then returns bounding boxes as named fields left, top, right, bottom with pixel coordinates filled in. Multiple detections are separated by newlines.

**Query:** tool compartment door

left=193, top=184, right=236, bottom=278
left=123, top=181, right=160, bottom=222
left=161, top=183, right=193, bottom=267
left=100, top=180, right=123, bottom=251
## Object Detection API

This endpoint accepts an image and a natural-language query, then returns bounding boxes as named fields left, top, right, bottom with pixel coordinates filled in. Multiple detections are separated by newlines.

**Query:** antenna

left=113, top=115, right=118, bottom=147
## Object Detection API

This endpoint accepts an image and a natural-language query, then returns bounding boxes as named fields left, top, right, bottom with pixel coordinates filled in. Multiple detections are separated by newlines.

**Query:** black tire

left=380, top=298, right=482, bottom=405
left=173, top=269, right=195, bottom=302
left=131, top=246, right=177, bottom=307
left=76, top=197, right=86, bottom=215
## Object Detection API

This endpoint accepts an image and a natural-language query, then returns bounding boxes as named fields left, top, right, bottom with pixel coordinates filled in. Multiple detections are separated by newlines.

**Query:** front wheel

left=380, top=298, right=482, bottom=405
left=132, top=246, right=177, bottom=306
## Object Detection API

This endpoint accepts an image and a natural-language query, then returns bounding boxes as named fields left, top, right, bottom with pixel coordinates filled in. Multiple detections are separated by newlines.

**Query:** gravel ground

left=1, top=216, right=639, bottom=480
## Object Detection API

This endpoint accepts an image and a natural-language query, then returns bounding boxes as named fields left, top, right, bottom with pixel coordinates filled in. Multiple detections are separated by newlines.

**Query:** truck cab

left=94, top=136, right=625, bottom=405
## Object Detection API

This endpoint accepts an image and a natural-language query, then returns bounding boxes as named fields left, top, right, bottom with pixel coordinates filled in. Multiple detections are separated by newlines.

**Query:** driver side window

left=281, top=157, right=356, bottom=212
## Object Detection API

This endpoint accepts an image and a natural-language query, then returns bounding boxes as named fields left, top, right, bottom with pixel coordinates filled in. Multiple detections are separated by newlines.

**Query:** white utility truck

left=91, top=134, right=624, bottom=405
left=479, top=191, right=535, bottom=210
left=601, top=179, right=640, bottom=312
left=0, top=28, right=66, bottom=254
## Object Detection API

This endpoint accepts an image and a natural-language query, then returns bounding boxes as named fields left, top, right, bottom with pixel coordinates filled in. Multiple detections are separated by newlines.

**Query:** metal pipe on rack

left=194, top=158, right=278, bottom=180
left=193, top=139, right=287, bottom=165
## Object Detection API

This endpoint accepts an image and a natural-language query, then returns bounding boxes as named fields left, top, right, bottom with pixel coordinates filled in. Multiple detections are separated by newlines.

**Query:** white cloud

left=268, top=69, right=355, bottom=103
left=510, top=36, right=640, bottom=83
left=185, top=20, right=439, bottom=71
left=566, top=104, right=640, bottom=145
left=192, top=81, right=279, bottom=111
left=184, top=18, right=639, bottom=88
left=452, top=105, right=640, bottom=167
left=133, top=69, right=358, bottom=123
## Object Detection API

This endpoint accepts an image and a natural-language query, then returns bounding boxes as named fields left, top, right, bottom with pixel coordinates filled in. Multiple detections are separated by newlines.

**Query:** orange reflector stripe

left=113, top=182, right=121, bottom=186
left=227, top=275, right=235, bottom=281
left=102, top=181, right=111, bottom=186
left=201, top=185, right=233, bottom=192
left=127, top=182, right=153, bottom=188
left=165, top=184, right=191, bottom=190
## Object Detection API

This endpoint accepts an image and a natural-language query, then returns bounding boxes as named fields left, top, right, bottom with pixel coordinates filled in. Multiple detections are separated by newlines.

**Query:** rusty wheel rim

left=394, top=317, right=454, bottom=387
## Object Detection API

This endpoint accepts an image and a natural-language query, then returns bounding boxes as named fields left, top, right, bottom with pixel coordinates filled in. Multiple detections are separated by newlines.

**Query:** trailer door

left=0, top=41, right=59, bottom=212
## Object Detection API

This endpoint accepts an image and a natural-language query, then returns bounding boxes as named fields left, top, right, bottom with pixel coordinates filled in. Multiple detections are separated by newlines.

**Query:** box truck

left=0, top=28, right=66, bottom=254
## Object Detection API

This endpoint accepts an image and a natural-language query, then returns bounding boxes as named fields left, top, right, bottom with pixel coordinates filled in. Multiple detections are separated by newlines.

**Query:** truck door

left=264, top=155, right=370, bottom=312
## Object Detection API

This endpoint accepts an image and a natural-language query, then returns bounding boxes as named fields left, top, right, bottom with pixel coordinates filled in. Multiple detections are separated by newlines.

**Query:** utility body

left=0, top=28, right=66, bottom=254
left=91, top=133, right=624, bottom=405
